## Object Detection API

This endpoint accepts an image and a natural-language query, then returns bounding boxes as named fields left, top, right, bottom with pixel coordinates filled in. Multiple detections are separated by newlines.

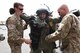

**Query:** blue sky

left=0, top=0, right=80, bottom=21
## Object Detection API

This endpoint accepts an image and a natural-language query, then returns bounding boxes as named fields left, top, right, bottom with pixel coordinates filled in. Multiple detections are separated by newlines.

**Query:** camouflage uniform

left=45, top=13, right=80, bottom=53
left=6, top=14, right=25, bottom=53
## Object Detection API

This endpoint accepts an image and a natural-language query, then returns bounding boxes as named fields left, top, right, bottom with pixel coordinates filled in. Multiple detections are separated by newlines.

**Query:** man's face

left=15, top=5, right=23, bottom=15
left=39, top=13, right=46, bottom=20
left=58, top=9, right=66, bottom=17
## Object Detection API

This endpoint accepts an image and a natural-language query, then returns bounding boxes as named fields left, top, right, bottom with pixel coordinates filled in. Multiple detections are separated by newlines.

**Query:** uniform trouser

left=30, top=45, right=55, bottom=53
left=8, top=42, right=22, bottom=53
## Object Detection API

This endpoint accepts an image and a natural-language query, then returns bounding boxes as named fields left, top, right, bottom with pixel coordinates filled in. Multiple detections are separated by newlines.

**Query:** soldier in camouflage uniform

left=56, top=4, right=70, bottom=49
left=45, top=4, right=80, bottom=53
left=6, top=2, right=31, bottom=53
left=20, top=8, right=56, bottom=53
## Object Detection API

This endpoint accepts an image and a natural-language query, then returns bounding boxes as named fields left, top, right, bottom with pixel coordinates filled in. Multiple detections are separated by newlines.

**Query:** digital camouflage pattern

left=46, top=13, right=80, bottom=53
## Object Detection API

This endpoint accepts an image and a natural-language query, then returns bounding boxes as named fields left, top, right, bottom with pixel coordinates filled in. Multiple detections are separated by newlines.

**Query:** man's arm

left=6, top=17, right=16, bottom=31
left=45, top=15, right=72, bottom=42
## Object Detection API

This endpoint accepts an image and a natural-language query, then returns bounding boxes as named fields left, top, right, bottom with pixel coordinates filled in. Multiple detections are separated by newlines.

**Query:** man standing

left=45, top=4, right=80, bottom=53
left=56, top=4, right=70, bottom=50
left=6, top=2, right=31, bottom=53
left=20, top=8, right=56, bottom=53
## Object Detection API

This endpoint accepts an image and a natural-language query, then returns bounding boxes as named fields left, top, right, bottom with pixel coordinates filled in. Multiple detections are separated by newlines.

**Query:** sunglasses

left=18, top=8, right=23, bottom=11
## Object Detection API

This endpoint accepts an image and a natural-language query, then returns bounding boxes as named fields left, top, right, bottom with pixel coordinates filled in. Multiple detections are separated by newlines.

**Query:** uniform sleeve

left=20, top=14, right=33, bottom=30
left=6, top=17, right=16, bottom=30
left=45, top=15, right=73, bottom=42
left=20, top=13, right=31, bottom=23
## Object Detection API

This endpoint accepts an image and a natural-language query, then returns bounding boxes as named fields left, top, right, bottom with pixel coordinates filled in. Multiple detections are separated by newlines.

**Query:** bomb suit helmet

left=36, top=4, right=52, bottom=16
left=36, top=9, right=49, bottom=16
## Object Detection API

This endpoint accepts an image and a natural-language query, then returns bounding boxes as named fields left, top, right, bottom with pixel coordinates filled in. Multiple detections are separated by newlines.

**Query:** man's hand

left=45, top=33, right=55, bottom=42
left=45, top=34, right=53, bottom=41
left=21, top=38, right=32, bottom=44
